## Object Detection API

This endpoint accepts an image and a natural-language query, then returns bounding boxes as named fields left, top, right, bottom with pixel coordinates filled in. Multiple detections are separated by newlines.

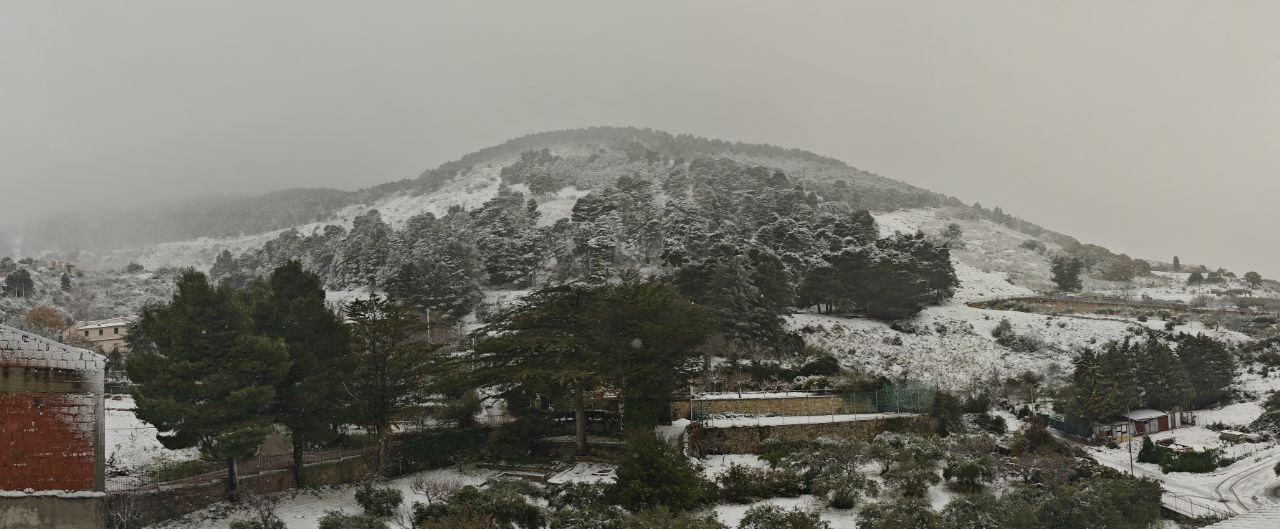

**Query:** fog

left=2, top=1, right=1277, bottom=276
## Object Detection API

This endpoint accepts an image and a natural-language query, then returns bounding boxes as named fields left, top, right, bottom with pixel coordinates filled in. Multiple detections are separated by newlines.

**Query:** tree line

left=1062, top=334, right=1235, bottom=424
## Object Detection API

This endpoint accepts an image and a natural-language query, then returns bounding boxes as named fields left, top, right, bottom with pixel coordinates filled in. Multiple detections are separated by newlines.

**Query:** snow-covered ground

left=874, top=207, right=1062, bottom=292
left=105, top=395, right=199, bottom=490
left=151, top=466, right=500, bottom=529
left=1086, top=433, right=1280, bottom=515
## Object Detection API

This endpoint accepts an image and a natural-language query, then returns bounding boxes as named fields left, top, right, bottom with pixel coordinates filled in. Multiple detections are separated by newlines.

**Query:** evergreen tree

left=465, top=284, right=602, bottom=455
left=384, top=241, right=484, bottom=321
left=1244, top=271, right=1263, bottom=288
left=1177, top=335, right=1235, bottom=408
left=1050, top=256, right=1084, bottom=291
left=1172, top=256, right=1181, bottom=272
left=608, top=432, right=708, bottom=513
left=126, top=271, right=288, bottom=501
left=345, top=296, right=438, bottom=471
left=60, top=273, right=72, bottom=291
left=673, top=255, right=783, bottom=346
left=210, top=249, right=239, bottom=283
left=589, top=278, right=715, bottom=430
left=330, top=210, right=392, bottom=289
left=2, top=268, right=34, bottom=297
left=1065, top=348, right=1119, bottom=423
left=247, top=261, right=353, bottom=486
left=1142, top=341, right=1194, bottom=410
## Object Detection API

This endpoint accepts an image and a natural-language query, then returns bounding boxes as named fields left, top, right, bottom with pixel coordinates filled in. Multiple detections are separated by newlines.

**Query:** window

left=114, top=327, right=119, bottom=335
left=98, top=329, right=103, bottom=336
left=84, top=330, right=89, bottom=337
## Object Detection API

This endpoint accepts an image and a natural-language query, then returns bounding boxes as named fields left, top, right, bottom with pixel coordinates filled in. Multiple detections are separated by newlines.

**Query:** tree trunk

left=225, top=457, right=240, bottom=503
left=292, top=434, right=306, bottom=488
left=574, top=383, right=587, bottom=456
left=375, top=429, right=386, bottom=476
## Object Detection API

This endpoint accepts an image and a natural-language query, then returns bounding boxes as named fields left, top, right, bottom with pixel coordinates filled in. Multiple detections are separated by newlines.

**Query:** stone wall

left=0, top=494, right=106, bottom=529
left=673, top=395, right=848, bottom=420
left=113, top=453, right=373, bottom=527
left=687, top=415, right=932, bottom=456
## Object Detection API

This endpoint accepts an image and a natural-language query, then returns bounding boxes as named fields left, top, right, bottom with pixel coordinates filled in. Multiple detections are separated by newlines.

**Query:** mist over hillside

left=5, top=127, right=1085, bottom=260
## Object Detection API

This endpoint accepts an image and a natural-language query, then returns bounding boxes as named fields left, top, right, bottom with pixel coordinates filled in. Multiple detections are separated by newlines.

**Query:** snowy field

left=152, top=466, right=501, bottom=529
left=105, top=395, right=199, bottom=490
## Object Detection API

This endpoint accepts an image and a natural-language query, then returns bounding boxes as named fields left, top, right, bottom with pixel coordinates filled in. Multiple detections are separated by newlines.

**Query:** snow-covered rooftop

left=74, top=317, right=133, bottom=331
left=0, top=323, right=103, bottom=374
left=1123, top=409, right=1169, bottom=421
left=693, top=391, right=826, bottom=401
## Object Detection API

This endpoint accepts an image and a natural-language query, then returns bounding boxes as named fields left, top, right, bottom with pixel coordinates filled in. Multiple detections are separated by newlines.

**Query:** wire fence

left=116, top=445, right=377, bottom=492
left=1163, top=493, right=1232, bottom=521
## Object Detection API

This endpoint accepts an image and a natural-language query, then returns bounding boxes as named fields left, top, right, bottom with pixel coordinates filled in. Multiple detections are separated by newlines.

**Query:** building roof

left=0, top=323, right=103, bottom=374
left=1123, top=409, right=1168, bottom=421
left=1204, top=503, right=1280, bottom=529
left=74, top=317, right=133, bottom=331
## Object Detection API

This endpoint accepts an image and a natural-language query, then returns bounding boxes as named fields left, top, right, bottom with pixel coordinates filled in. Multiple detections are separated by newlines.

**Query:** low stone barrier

left=687, top=414, right=932, bottom=456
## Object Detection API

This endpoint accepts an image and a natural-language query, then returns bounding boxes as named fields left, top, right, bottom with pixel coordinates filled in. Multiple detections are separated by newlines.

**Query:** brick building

left=0, top=323, right=106, bottom=529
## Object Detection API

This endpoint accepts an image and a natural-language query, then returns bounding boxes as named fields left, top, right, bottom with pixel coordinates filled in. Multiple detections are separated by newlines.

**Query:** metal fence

left=1163, top=493, right=1232, bottom=521
left=117, top=445, right=377, bottom=492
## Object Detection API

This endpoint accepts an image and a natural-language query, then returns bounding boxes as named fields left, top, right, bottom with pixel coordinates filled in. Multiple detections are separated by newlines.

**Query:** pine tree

left=1177, top=335, right=1235, bottom=408
left=1066, top=348, right=1119, bottom=423
left=1244, top=271, right=1263, bottom=288
left=1172, top=256, right=1181, bottom=272
left=1143, top=341, right=1194, bottom=410
left=1051, top=256, right=1084, bottom=291
left=588, top=278, right=715, bottom=430
left=247, top=261, right=353, bottom=487
left=345, top=296, right=438, bottom=471
left=2, top=268, right=34, bottom=297
left=464, top=284, right=602, bottom=455
left=126, top=271, right=288, bottom=501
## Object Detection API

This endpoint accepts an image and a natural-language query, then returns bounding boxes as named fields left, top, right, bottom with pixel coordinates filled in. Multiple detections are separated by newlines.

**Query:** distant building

left=1091, top=409, right=1182, bottom=443
left=0, top=323, right=106, bottom=528
left=63, top=318, right=132, bottom=356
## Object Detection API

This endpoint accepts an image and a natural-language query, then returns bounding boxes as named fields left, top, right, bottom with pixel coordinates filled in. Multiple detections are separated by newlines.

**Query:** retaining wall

left=687, top=415, right=932, bottom=456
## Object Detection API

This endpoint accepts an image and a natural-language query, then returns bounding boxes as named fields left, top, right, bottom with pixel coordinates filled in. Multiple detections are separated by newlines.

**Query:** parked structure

left=1090, top=409, right=1182, bottom=443
left=0, top=323, right=106, bottom=529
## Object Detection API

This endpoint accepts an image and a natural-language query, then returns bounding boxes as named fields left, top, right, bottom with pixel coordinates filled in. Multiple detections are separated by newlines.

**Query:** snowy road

left=1214, top=454, right=1280, bottom=514
left=1082, top=435, right=1280, bottom=518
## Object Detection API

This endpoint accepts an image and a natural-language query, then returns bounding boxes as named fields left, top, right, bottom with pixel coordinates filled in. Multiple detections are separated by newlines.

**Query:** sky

left=2, top=1, right=1278, bottom=277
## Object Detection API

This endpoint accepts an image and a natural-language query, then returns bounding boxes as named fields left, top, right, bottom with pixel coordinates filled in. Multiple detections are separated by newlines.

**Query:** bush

left=811, top=466, right=878, bottom=509
left=354, top=484, right=403, bottom=518
left=971, top=412, right=1007, bottom=435
left=416, top=484, right=544, bottom=529
left=737, top=505, right=830, bottom=529
left=858, top=498, right=941, bottom=529
left=610, top=432, right=712, bottom=512
left=228, top=498, right=286, bottom=529
left=397, top=427, right=488, bottom=472
left=619, top=506, right=727, bottom=529
left=715, top=464, right=805, bottom=503
left=316, top=512, right=388, bottom=529
left=543, top=483, right=624, bottom=528
left=943, top=458, right=995, bottom=491
left=1137, top=436, right=1159, bottom=464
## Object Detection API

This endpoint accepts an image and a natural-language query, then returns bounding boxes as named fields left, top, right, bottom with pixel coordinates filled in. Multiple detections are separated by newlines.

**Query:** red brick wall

left=1, top=393, right=97, bottom=491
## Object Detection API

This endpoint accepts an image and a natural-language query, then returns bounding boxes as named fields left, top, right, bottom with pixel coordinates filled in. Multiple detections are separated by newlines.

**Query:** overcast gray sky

left=2, top=1, right=1277, bottom=276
